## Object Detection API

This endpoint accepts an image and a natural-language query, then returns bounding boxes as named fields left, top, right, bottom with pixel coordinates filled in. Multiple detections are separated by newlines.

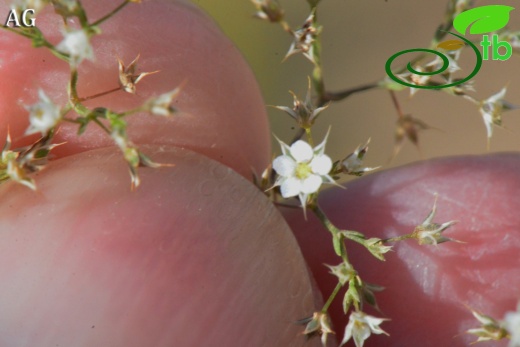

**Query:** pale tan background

left=193, top=0, right=520, bottom=175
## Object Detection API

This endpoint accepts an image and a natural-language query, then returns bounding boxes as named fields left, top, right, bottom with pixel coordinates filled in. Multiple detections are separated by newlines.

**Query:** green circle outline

left=385, top=31, right=483, bottom=89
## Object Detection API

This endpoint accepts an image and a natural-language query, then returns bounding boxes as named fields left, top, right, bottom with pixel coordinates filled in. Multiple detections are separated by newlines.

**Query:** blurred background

left=192, top=0, right=520, bottom=178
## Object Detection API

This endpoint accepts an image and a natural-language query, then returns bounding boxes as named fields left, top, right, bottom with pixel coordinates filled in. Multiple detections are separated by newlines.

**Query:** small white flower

left=272, top=132, right=334, bottom=208
left=479, top=87, right=517, bottom=140
left=340, top=311, right=389, bottom=347
left=25, top=89, right=61, bottom=135
left=251, top=0, right=284, bottom=23
left=504, top=303, right=520, bottom=347
left=56, top=29, right=94, bottom=66
left=146, top=88, right=180, bottom=116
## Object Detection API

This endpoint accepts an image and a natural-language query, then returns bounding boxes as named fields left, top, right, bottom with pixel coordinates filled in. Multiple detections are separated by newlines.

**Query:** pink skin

left=283, top=154, right=520, bottom=346
left=0, top=1, right=517, bottom=346
left=0, top=1, right=324, bottom=346
left=0, top=146, right=322, bottom=346
left=0, top=0, right=270, bottom=179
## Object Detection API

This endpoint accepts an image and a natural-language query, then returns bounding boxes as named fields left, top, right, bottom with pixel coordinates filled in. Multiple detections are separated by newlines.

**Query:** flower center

left=295, top=162, right=312, bottom=179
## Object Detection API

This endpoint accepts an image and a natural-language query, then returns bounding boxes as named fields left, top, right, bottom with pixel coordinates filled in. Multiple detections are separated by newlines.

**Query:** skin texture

left=1, top=1, right=518, bottom=347
left=283, top=154, right=520, bottom=347
left=0, top=0, right=270, bottom=179
left=0, top=1, right=326, bottom=346
left=0, top=146, right=321, bottom=346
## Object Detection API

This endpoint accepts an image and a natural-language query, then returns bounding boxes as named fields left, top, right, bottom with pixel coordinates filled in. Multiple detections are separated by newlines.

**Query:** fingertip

left=0, top=145, right=321, bottom=346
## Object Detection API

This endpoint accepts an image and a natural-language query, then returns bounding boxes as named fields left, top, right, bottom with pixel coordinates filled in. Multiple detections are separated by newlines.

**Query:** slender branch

left=321, top=282, right=342, bottom=313
left=91, top=1, right=130, bottom=27
left=389, top=90, right=405, bottom=119
left=79, top=86, right=121, bottom=102
left=321, top=82, right=380, bottom=105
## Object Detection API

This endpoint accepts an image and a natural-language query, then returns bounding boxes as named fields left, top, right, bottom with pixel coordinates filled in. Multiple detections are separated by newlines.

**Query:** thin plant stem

left=321, top=282, right=342, bottom=313
left=79, top=86, right=121, bottom=102
left=91, top=1, right=130, bottom=27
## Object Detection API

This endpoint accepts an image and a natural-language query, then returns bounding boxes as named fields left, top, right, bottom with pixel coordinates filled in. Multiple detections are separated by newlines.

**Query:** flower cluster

left=1, top=0, right=182, bottom=191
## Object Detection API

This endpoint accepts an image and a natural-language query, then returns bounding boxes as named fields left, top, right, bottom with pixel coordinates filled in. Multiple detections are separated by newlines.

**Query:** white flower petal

left=290, top=140, right=313, bottom=162
left=280, top=177, right=301, bottom=198
left=339, top=320, right=354, bottom=346
left=505, top=307, right=520, bottom=346
left=300, top=174, right=322, bottom=194
left=353, top=324, right=372, bottom=347
left=273, top=155, right=296, bottom=177
left=310, top=154, right=332, bottom=175
left=56, top=29, right=94, bottom=66
left=488, top=87, right=507, bottom=103
left=480, top=110, right=493, bottom=138
left=25, top=89, right=61, bottom=135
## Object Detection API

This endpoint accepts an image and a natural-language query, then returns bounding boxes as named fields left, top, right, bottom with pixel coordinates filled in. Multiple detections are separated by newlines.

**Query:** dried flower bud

left=285, top=10, right=321, bottom=63
left=274, top=77, right=328, bottom=129
left=251, top=0, right=284, bottom=23
left=412, top=195, right=459, bottom=245
left=299, top=312, right=334, bottom=346
left=393, top=114, right=432, bottom=158
left=1, top=133, right=35, bottom=190
left=118, top=54, right=159, bottom=94
left=466, top=307, right=509, bottom=343
left=340, top=139, right=379, bottom=176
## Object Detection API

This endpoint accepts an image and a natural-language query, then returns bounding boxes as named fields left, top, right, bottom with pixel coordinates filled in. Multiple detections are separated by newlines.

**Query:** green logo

left=386, top=5, right=515, bottom=89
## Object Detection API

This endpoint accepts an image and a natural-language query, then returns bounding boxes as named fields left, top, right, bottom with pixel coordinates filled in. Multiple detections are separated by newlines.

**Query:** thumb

left=283, top=154, right=520, bottom=346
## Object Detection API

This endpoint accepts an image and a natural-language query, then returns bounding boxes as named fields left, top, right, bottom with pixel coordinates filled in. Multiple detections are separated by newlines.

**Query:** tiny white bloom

left=479, top=87, right=517, bottom=140
left=56, top=29, right=94, bottom=66
left=504, top=304, right=520, bottom=347
left=272, top=132, right=334, bottom=208
left=340, top=311, right=389, bottom=347
left=25, top=89, right=61, bottom=135
left=147, top=88, right=180, bottom=116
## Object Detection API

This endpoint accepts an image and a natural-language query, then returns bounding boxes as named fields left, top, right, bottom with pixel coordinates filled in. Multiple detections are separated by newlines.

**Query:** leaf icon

left=453, top=5, right=514, bottom=35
